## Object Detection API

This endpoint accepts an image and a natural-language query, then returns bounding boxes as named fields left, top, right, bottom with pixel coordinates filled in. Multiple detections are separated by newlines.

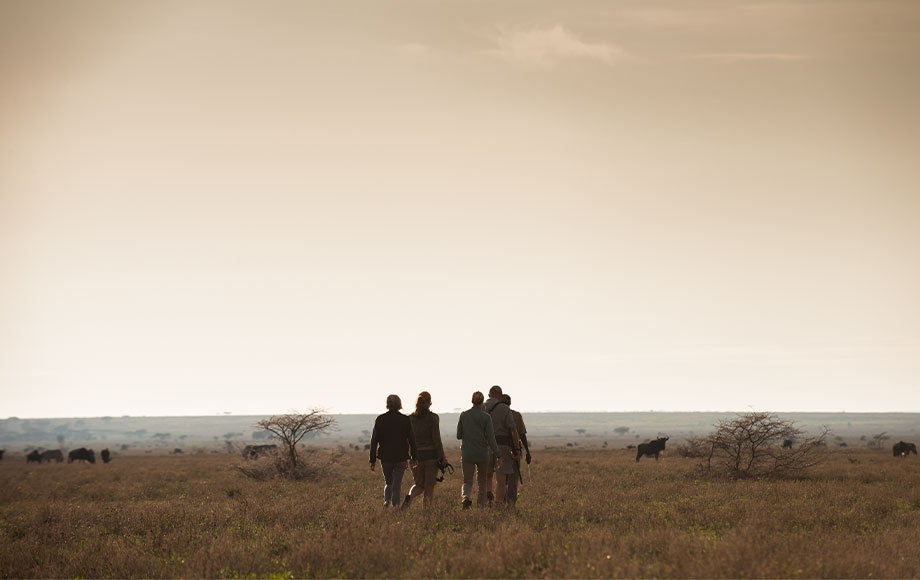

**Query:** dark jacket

left=410, top=411, right=445, bottom=462
left=369, top=410, right=417, bottom=465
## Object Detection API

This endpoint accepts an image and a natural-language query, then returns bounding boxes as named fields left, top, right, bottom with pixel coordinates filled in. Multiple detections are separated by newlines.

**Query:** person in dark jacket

left=369, top=394, right=418, bottom=507
left=501, top=393, right=530, bottom=505
left=403, top=391, right=447, bottom=510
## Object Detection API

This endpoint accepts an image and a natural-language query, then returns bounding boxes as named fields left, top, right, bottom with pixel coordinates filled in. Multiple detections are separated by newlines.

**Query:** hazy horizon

left=2, top=0, right=918, bottom=418
left=5, top=407, right=920, bottom=422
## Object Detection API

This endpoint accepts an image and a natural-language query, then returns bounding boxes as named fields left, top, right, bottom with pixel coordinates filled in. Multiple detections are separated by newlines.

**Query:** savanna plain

left=2, top=445, right=920, bottom=579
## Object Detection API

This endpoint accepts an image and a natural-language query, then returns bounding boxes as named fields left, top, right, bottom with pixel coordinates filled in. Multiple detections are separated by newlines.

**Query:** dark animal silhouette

left=636, top=436, right=669, bottom=461
left=242, top=444, right=277, bottom=459
left=0, top=449, right=4, bottom=461
left=893, top=441, right=918, bottom=457
left=27, top=450, right=42, bottom=463
left=68, top=448, right=96, bottom=464
left=40, top=449, right=64, bottom=463
left=171, top=448, right=184, bottom=454
left=101, top=448, right=111, bottom=463
left=782, top=439, right=794, bottom=449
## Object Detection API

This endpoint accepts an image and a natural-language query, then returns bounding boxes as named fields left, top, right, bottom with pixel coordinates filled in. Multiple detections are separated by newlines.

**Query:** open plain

left=2, top=445, right=919, bottom=579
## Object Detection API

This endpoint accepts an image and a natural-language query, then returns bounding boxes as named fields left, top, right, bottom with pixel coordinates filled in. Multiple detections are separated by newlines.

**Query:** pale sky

left=1, top=0, right=919, bottom=418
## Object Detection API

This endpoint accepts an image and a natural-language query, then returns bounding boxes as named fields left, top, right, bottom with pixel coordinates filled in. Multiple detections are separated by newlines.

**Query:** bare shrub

left=675, top=436, right=710, bottom=458
left=700, top=411, right=828, bottom=479
left=240, top=409, right=336, bottom=480
left=236, top=451, right=334, bottom=481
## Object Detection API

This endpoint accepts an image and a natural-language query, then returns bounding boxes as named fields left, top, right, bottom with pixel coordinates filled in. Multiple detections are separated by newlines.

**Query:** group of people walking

left=368, top=385, right=532, bottom=510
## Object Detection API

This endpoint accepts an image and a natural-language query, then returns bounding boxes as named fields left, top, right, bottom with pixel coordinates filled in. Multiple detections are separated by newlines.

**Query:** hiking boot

left=401, top=494, right=412, bottom=510
left=462, top=498, right=472, bottom=510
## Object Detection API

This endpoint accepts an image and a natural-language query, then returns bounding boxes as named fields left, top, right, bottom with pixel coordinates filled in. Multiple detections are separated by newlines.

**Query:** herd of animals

left=0, top=439, right=916, bottom=465
left=0, top=447, right=112, bottom=464
left=631, top=437, right=917, bottom=461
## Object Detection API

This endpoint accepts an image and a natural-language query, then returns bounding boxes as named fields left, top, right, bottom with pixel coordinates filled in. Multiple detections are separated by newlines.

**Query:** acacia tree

left=702, top=412, right=828, bottom=479
left=257, top=409, right=335, bottom=469
left=868, top=431, right=890, bottom=450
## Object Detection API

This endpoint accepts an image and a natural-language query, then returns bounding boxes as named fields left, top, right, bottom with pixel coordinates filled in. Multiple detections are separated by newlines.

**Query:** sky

left=1, top=0, right=919, bottom=418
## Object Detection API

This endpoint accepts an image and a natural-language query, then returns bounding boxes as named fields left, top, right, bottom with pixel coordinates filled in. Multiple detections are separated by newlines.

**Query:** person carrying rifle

left=484, top=385, right=520, bottom=506
left=502, top=393, right=531, bottom=505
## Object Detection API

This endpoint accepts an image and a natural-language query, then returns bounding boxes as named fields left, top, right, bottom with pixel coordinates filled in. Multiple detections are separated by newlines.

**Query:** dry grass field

left=1, top=446, right=919, bottom=579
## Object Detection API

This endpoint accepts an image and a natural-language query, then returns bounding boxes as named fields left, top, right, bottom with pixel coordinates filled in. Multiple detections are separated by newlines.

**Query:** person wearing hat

left=369, top=394, right=418, bottom=508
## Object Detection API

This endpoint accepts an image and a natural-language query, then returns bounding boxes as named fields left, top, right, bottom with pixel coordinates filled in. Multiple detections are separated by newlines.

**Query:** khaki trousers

left=461, top=460, right=488, bottom=506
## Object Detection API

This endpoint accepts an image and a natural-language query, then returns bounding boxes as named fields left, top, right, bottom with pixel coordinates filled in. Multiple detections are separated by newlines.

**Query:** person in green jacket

left=456, top=391, right=501, bottom=509
left=403, top=391, right=446, bottom=510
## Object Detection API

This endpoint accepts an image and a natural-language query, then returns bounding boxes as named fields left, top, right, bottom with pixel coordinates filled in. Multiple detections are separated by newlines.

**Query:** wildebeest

left=68, top=447, right=96, bottom=464
left=242, top=444, right=277, bottom=459
left=27, top=450, right=42, bottom=463
left=636, top=436, right=669, bottom=462
left=101, top=448, right=111, bottom=463
left=892, top=441, right=918, bottom=457
left=40, top=449, right=64, bottom=463
left=782, top=439, right=794, bottom=449
left=0, top=449, right=4, bottom=461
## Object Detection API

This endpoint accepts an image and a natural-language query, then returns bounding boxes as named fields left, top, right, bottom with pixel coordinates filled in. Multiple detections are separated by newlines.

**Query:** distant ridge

left=1, top=412, right=916, bottom=448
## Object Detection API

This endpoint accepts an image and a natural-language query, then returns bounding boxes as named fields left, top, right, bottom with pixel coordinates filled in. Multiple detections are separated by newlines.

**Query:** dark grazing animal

left=27, top=450, right=42, bottom=463
left=893, top=441, right=918, bottom=457
left=40, top=449, right=64, bottom=463
left=68, top=448, right=96, bottom=464
left=782, top=439, right=794, bottom=449
left=0, top=449, right=4, bottom=461
left=242, top=444, right=277, bottom=459
left=100, top=448, right=111, bottom=463
left=636, top=436, right=669, bottom=461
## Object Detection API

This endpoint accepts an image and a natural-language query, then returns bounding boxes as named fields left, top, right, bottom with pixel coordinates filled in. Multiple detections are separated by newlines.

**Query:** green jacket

left=456, top=405, right=500, bottom=463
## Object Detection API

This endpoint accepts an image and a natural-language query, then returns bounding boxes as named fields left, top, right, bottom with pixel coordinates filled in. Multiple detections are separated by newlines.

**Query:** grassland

left=1, top=446, right=919, bottom=578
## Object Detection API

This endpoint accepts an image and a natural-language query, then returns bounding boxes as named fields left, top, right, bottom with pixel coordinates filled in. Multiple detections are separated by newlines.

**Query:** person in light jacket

left=456, top=391, right=500, bottom=509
